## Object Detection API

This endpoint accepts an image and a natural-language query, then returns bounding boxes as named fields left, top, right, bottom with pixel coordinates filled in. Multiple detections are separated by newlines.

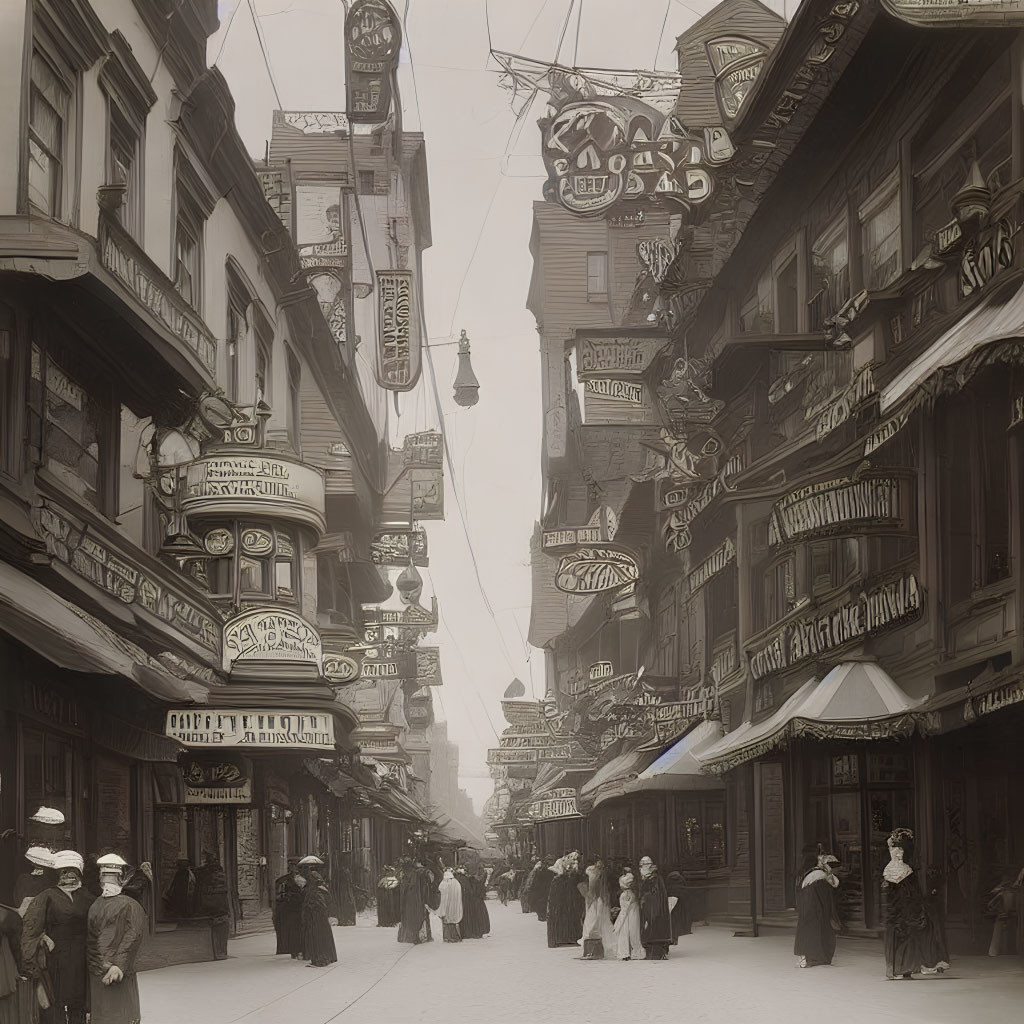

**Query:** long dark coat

left=301, top=884, right=337, bottom=967
left=666, top=876, right=692, bottom=943
left=273, top=874, right=305, bottom=955
left=639, top=871, right=671, bottom=953
left=883, top=869, right=948, bottom=977
left=376, top=872, right=401, bottom=927
left=546, top=872, right=582, bottom=947
left=532, top=867, right=554, bottom=923
left=794, top=872, right=839, bottom=965
left=519, top=865, right=540, bottom=914
left=22, top=886, right=96, bottom=1015
left=397, top=869, right=431, bottom=945
left=459, top=875, right=490, bottom=939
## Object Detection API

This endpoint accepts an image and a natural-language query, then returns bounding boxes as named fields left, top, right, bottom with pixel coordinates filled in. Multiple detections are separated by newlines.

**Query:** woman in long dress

left=301, top=871, right=337, bottom=968
left=376, top=866, right=401, bottom=928
left=613, top=871, right=642, bottom=961
left=666, top=871, right=691, bottom=945
left=438, top=870, right=463, bottom=942
left=580, top=859, right=615, bottom=959
left=794, top=847, right=841, bottom=967
left=882, top=828, right=949, bottom=980
left=0, top=903, right=26, bottom=1024
left=520, top=861, right=542, bottom=915
left=274, top=860, right=306, bottom=958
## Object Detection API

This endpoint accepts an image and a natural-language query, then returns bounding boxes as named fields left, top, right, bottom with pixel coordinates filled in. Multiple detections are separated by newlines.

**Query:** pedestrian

left=301, top=871, right=337, bottom=968
left=12, top=848, right=54, bottom=916
left=0, top=899, right=27, bottom=1024
left=21, top=849, right=95, bottom=1024
left=397, top=859, right=431, bottom=945
left=86, top=853, right=146, bottom=1024
left=794, top=846, right=841, bottom=968
left=196, top=851, right=231, bottom=961
left=332, top=857, right=357, bottom=927
left=545, top=857, right=581, bottom=948
left=121, top=862, right=153, bottom=918
left=438, top=869, right=463, bottom=942
left=666, top=871, right=691, bottom=945
left=638, top=856, right=671, bottom=960
left=612, top=869, right=642, bottom=961
left=164, top=859, right=196, bottom=919
left=460, top=868, right=490, bottom=939
left=273, top=858, right=305, bottom=958
left=580, top=856, right=614, bottom=959
left=376, top=865, right=401, bottom=928
left=520, top=860, right=542, bottom=915
left=533, top=856, right=555, bottom=924
left=882, top=828, right=950, bottom=979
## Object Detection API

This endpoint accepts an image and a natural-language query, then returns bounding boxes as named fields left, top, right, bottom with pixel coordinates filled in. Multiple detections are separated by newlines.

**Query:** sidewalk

left=138, top=901, right=1023, bottom=1024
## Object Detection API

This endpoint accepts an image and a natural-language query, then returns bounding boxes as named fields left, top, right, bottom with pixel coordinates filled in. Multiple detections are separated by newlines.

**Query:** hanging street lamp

left=452, top=328, right=480, bottom=407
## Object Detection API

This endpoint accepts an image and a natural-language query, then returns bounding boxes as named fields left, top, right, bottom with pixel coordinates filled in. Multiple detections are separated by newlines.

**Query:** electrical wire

left=212, top=0, right=245, bottom=66
left=573, top=0, right=583, bottom=66
left=654, top=0, right=673, bottom=69
left=553, top=0, right=576, bottom=64
left=246, top=0, right=284, bottom=109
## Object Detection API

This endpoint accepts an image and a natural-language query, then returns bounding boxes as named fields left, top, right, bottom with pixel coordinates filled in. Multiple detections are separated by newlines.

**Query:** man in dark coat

left=376, top=865, right=401, bottom=927
left=638, top=856, right=671, bottom=960
left=794, top=849, right=841, bottom=968
left=546, top=857, right=582, bottom=948
left=532, top=856, right=555, bottom=923
left=520, top=860, right=542, bottom=914
left=273, top=858, right=305, bottom=957
left=196, top=851, right=230, bottom=961
left=666, top=871, right=692, bottom=945
left=164, top=859, right=197, bottom=919
left=396, top=860, right=432, bottom=945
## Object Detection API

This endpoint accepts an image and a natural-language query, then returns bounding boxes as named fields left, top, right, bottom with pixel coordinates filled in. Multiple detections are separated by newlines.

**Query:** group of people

left=517, top=852, right=690, bottom=961
left=375, top=860, right=490, bottom=945
left=2, top=845, right=147, bottom=1024
left=794, top=827, right=951, bottom=980
left=271, top=856, right=338, bottom=968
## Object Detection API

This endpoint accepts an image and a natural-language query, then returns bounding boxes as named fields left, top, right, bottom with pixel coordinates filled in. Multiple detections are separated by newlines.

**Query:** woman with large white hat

left=21, top=850, right=95, bottom=1023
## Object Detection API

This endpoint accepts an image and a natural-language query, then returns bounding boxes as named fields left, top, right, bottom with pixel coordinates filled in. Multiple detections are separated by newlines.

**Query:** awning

left=370, top=785, right=432, bottom=824
left=579, top=741, right=659, bottom=809
left=303, top=758, right=365, bottom=799
left=0, top=561, right=208, bottom=704
left=881, top=278, right=1024, bottom=412
left=697, top=661, right=923, bottom=773
left=626, top=720, right=726, bottom=793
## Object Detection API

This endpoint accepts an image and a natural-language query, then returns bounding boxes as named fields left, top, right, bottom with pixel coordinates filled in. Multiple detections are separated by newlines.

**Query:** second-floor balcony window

left=28, top=50, right=72, bottom=219
left=173, top=171, right=205, bottom=310
left=587, top=251, right=608, bottom=303
left=107, top=103, right=142, bottom=239
left=861, top=176, right=901, bottom=292
left=809, top=217, right=850, bottom=330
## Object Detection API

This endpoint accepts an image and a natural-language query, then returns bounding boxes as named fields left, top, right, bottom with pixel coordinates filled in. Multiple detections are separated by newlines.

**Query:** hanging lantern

left=452, top=329, right=480, bottom=407
left=396, top=561, right=423, bottom=605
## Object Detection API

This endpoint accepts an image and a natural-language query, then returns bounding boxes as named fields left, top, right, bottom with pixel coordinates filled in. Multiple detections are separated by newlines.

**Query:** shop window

left=200, top=524, right=300, bottom=605
left=107, top=100, right=142, bottom=238
left=0, top=302, right=21, bottom=476
left=678, top=797, right=726, bottom=873
left=860, top=174, right=902, bottom=291
left=22, top=727, right=75, bottom=835
left=28, top=49, right=72, bottom=219
left=831, top=753, right=860, bottom=787
left=809, top=538, right=858, bottom=595
left=809, top=216, right=850, bottom=330
left=173, top=161, right=207, bottom=310
left=586, top=251, right=608, bottom=302
left=868, top=752, right=912, bottom=784
left=28, top=343, right=113, bottom=513
left=756, top=554, right=795, bottom=632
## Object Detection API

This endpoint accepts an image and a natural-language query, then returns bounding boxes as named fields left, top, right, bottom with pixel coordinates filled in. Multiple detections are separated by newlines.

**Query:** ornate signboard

left=487, top=747, right=541, bottom=765
left=415, top=646, right=442, bottom=685
left=688, top=538, right=736, bottom=593
left=281, top=111, right=350, bottom=134
left=324, top=654, right=361, bottom=684
left=376, top=270, right=420, bottom=391
left=185, top=780, right=253, bottom=805
left=166, top=710, right=335, bottom=749
left=526, top=788, right=581, bottom=820
left=182, top=454, right=326, bottom=533
left=223, top=610, right=323, bottom=672
left=345, top=0, right=402, bottom=124
left=864, top=411, right=909, bottom=456
left=881, top=0, right=1024, bottom=26
left=542, top=506, right=619, bottom=550
left=749, top=574, right=923, bottom=681
left=501, top=700, right=545, bottom=727
left=661, top=453, right=744, bottom=552
left=768, top=475, right=907, bottom=545
left=589, top=662, right=614, bottom=682
left=576, top=334, right=665, bottom=379
left=584, top=378, right=645, bottom=404
left=403, top=431, right=443, bottom=467
left=554, top=547, right=640, bottom=594
left=706, top=35, right=771, bottom=121
left=371, top=529, right=429, bottom=567
left=807, top=365, right=875, bottom=443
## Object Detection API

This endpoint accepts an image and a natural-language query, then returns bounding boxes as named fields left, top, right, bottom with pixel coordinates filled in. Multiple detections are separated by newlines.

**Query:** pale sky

left=209, top=0, right=789, bottom=813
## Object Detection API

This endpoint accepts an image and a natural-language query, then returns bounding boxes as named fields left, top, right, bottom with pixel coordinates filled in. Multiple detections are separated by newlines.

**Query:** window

left=0, top=302, right=20, bottom=476
left=287, top=348, right=301, bottom=451
left=226, top=288, right=249, bottom=404
left=107, top=101, right=141, bottom=238
left=677, top=797, right=726, bottom=874
left=775, top=257, right=799, bottom=334
left=586, top=252, right=608, bottom=302
left=28, top=342, right=113, bottom=512
left=860, top=176, right=901, bottom=291
left=758, top=555, right=795, bottom=631
left=809, top=217, right=850, bottom=330
left=358, top=169, right=375, bottom=194
left=809, top=539, right=858, bottom=595
left=754, top=679, right=775, bottom=714
left=739, top=270, right=773, bottom=333
left=28, top=50, right=71, bottom=218
left=651, top=586, right=678, bottom=677
left=255, top=333, right=271, bottom=406
left=173, top=169, right=206, bottom=310
left=203, top=524, right=300, bottom=604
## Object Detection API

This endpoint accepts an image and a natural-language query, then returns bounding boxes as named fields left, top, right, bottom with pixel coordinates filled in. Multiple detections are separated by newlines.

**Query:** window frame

left=809, top=214, right=851, bottom=330
left=586, top=251, right=608, bottom=303
left=859, top=170, right=902, bottom=292
left=27, top=44, right=74, bottom=221
left=171, top=151, right=213, bottom=314
left=105, top=96, right=143, bottom=240
left=286, top=346, right=302, bottom=452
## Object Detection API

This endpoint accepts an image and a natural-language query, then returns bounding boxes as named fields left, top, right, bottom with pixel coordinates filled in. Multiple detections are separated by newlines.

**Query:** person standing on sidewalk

left=376, top=865, right=401, bottom=928
left=519, top=860, right=542, bottom=915
left=301, top=871, right=336, bottom=968
left=794, top=846, right=841, bottom=968
left=533, top=856, right=555, bottom=924
left=638, top=856, right=671, bottom=961
left=612, top=870, right=642, bottom=961
left=196, top=852, right=230, bottom=961
left=273, top=859, right=305, bottom=958
left=438, top=870, right=463, bottom=942
left=86, top=853, right=146, bottom=1024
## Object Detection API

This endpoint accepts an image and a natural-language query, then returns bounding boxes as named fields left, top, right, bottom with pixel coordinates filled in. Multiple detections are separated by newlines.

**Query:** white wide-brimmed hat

left=25, top=846, right=54, bottom=868
left=53, top=850, right=84, bottom=873
left=97, top=853, right=128, bottom=868
left=29, top=807, right=65, bottom=826
left=298, top=855, right=324, bottom=866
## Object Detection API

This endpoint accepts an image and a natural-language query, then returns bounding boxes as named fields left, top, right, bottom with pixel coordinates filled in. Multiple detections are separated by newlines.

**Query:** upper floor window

left=173, top=159, right=210, bottom=311
left=226, top=284, right=249, bottom=404
left=587, top=251, right=608, bottom=303
left=287, top=347, right=302, bottom=450
left=358, top=169, right=375, bottom=195
left=860, top=175, right=901, bottom=291
left=809, top=216, right=850, bottom=330
left=107, top=102, right=141, bottom=238
left=204, top=524, right=301, bottom=605
left=255, top=331, right=271, bottom=406
left=28, top=50, right=72, bottom=219
left=756, top=553, right=796, bottom=633
left=739, top=270, right=773, bottom=333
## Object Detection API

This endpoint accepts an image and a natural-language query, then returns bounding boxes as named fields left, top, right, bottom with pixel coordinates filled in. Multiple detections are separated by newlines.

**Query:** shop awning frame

left=625, top=719, right=726, bottom=794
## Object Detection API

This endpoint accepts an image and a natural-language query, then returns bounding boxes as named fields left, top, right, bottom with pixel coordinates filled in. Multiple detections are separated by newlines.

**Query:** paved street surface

left=140, top=900, right=1022, bottom=1024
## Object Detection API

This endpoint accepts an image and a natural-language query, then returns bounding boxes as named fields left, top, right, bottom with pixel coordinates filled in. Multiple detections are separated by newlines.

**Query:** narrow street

left=139, top=901, right=1022, bottom=1024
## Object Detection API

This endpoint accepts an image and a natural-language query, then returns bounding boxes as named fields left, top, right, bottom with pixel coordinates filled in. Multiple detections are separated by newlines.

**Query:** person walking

left=638, top=856, right=671, bottom=961
left=21, top=850, right=95, bottom=1024
left=612, top=870, right=642, bottom=961
left=533, top=856, right=555, bottom=924
left=580, top=857, right=614, bottom=959
left=666, top=871, right=692, bottom=946
left=301, top=871, right=337, bottom=968
left=196, top=851, right=230, bottom=961
left=520, top=860, right=542, bottom=915
left=273, top=858, right=305, bottom=958
left=376, top=865, right=401, bottom=928
left=794, top=846, right=841, bottom=968
left=86, top=854, right=146, bottom=1024
left=397, top=860, right=431, bottom=945
left=438, top=870, right=463, bottom=942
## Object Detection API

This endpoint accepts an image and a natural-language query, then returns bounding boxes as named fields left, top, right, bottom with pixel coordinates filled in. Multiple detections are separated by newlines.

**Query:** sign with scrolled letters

left=881, top=0, right=1024, bottom=27
left=166, top=710, right=335, bottom=749
left=223, top=610, right=322, bottom=670
left=324, top=654, right=361, bottom=684
left=768, top=476, right=905, bottom=545
left=555, top=547, right=639, bottom=594
left=688, top=538, right=736, bottom=593
left=345, top=0, right=402, bottom=123
left=576, top=334, right=665, bottom=378
left=376, top=270, right=420, bottom=390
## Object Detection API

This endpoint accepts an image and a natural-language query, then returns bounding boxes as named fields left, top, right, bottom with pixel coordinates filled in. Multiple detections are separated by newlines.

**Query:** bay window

left=860, top=174, right=902, bottom=291
left=28, top=49, right=72, bottom=219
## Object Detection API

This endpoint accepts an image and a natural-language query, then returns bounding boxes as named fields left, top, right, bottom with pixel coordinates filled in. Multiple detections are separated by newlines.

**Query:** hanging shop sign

left=807, top=365, right=875, bottom=443
left=966, top=679, right=1024, bottom=721
left=345, top=0, right=402, bottom=123
left=182, top=757, right=248, bottom=787
left=584, top=378, right=645, bottom=404
left=166, top=710, right=336, bottom=749
left=361, top=650, right=416, bottom=679
left=590, top=662, right=614, bottom=682
left=502, top=700, right=546, bottom=727
left=542, top=506, right=619, bottom=550
left=376, top=269, right=420, bottom=391
left=526, top=788, right=580, bottom=820
left=324, top=654, right=361, bottom=685
left=688, top=538, right=736, bottom=593
left=410, top=468, right=444, bottom=519
left=499, top=734, right=559, bottom=750
left=185, top=779, right=253, bottom=805
left=415, top=646, right=442, bottom=685
left=864, top=410, right=910, bottom=456
left=661, top=453, right=744, bottom=552
left=223, top=610, right=323, bottom=671
left=959, top=218, right=1015, bottom=300
left=100, top=224, right=217, bottom=375
left=402, top=431, right=443, bottom=467
left=182, top=454, right=326, bottom=533
left=35, top=501, right=219, bottom=654
left=362, top=598, right=439, bottom=633
left=554, top=546, right=640, bottom=594
left=371, top=529, right=429, bottom=567
left=748, top=574, right=923, bottom=681
left=881, top=0, right=1024, bottom=26
left=768, top=475, right=906, bottom=546
left=637, top=239, right=682, bottom=285
left=281, top=111, right=351, bottom=134
left=706, top=36, right=771, bottom=122
left=576, top=334, right=665, bottom=378
left=487, top=748, right=541, bottom=765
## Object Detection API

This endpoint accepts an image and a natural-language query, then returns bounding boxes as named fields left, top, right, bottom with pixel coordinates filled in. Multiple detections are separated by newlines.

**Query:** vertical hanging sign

left=376, top=269, right=421, bottom=390
left=345, top=0, right=402, bottom=124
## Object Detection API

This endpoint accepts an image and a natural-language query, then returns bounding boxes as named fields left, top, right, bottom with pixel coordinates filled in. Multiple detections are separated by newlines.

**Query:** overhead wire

left=212, top=0, right=245, bottom=66
left=654, top=0, right=673, bottom=68
left=573, top=0, right=583, bottom=66
left=246, top=0, right=284, bottom=109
